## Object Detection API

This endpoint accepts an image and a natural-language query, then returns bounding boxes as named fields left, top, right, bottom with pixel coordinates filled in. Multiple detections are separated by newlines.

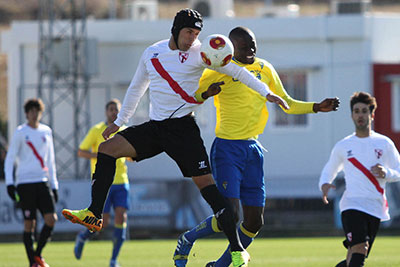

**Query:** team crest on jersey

left=375, top=149, right=383, bottom=159
left=179, top=52, right=189, bottom=63
left=250, top=70, right=262, bottom=80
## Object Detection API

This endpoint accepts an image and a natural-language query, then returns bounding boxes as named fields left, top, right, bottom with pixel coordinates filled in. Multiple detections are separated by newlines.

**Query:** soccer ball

left=200, top=34, right=233, bottom=68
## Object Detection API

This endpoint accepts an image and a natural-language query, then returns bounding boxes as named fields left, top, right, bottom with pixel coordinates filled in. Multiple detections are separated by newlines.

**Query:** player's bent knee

left=44, top=213, right=57, bottom=226
left=251, top=220, right=264, bottom=232
left=98, top=139, right=117, bottom=155
left=24, top=220, right=35, bottom=232
left=243, top=219, right=263, bottom=233
left=98, top=135, right=137, bottom=158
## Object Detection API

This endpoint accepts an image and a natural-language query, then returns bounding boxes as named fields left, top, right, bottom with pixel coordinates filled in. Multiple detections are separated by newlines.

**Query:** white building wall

left=370, top=16, right=400, bottom=63
left=2, top=15, right=399, bottom=196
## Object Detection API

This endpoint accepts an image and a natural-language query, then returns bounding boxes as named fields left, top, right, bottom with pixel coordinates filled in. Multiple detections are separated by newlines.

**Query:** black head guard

left=171, top=9, right=203, bottom=50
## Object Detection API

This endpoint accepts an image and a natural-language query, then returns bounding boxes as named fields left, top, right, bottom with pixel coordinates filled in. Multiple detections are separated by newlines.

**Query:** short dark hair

left=229, top=26, right=251, bottom=40
left=350, top=92, right=377, bottom=114
left=24, top=98, right=45, bottom=113
left=105, top=98, right=121, bottom=110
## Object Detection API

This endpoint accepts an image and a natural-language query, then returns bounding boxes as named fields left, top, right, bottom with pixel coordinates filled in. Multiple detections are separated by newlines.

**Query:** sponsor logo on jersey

left=347, top=150, right=353, bottom=157
left=179, top=52, right=189, bottom=63
left=152, top=53, right=159, bottom=58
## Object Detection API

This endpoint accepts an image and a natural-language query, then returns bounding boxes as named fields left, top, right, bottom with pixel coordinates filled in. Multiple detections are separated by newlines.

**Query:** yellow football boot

left=231, top=250, right=250, bottom=267
left=62, top=208, right=102, bottom=232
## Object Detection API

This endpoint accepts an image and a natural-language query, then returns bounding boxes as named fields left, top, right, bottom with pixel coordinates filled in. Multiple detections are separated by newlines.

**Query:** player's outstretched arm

left=321, top=183, right=336, bottom=204
left=313, top=97, right=340, bottom=112
left=266, top=93, right=289, bottom=110
left=102, top=123, right=120, bottom=140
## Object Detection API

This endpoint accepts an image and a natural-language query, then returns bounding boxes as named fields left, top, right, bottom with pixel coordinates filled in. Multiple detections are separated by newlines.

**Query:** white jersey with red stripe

left=114, top=39, right=272, bottom=126
left=319, top=131, right=400, bottom=221
left=4, top=123, right=58, bottom=189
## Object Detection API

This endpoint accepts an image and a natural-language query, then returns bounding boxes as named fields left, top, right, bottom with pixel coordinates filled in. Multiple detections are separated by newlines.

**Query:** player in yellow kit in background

left=74, top=99, right=129, bottom=267
left=173, top=26, right=340, bottom=267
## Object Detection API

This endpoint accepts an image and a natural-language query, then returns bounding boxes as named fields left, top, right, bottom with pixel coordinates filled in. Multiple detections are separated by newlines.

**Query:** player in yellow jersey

left=73, top=99, right=129, bottom=267
left=173, top=27, right=340, bottom=267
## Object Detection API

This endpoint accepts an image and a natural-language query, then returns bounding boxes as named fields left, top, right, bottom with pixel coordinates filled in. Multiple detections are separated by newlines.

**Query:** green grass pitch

left=0, top=236, right=399, bottom=266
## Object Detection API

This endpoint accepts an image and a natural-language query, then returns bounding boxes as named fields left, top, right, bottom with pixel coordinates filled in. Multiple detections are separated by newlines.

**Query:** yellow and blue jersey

left=79, top=122, right=128, bottom=185
left=196, top=57, right=315, bottom=140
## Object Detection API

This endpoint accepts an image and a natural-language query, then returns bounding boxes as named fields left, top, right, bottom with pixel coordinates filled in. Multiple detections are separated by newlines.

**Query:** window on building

left=273, top=71, right=308, bottom=127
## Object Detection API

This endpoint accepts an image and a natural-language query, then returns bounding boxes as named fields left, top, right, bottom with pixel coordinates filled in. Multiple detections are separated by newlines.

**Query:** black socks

left=335, top=259, right=347, bottom=267
left=200, top=184, right=243, bottom=252
left=349, top=253, right=365, bottom=267
left=88, top=152, right=116, bottom=218
left=23, top=231, right=35, bottom=265
left=36, top=224, right=53, bottom=257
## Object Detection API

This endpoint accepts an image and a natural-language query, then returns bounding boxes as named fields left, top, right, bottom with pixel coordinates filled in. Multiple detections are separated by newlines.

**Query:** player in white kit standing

left=319, top=92, right=400, bottom=267
left=5, top=98, right=58, bottom=267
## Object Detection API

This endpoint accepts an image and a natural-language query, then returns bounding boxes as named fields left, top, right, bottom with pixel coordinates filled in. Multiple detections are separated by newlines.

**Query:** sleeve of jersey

left=114, top=52, right=151, bottom=127
left=79, top=127, right=96, bottom=151
left=268, top=65, right=314, bottom=114
left=215, top=62, right=272, bottom=97
left=319, top=144, right=344, bottom=190
left=47, top=130, right=58, bottom=190
left=4, top=130, right=20, bottom=186
left=385, top=140, right=400, bottom=182
left=194, top=69, right=220, bottom=102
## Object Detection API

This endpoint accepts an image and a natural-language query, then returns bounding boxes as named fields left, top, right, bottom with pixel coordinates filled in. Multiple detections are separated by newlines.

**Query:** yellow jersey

left=196, top=57, right=315, bottom=140
left=79, top=122, right=129, bottom=184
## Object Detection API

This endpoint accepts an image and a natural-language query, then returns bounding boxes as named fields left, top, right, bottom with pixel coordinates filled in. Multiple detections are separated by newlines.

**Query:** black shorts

left=118, top=115, right=211, bottom=177
left=341, top=209, right=380, bottom=256
left=16, top=182, right=56, bottom=220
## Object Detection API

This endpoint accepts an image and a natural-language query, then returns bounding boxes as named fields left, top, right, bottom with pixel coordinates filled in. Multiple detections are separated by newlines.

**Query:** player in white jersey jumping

left=5, top=98, right=58, bottom=267
left=319, top=92, right=400, bottom=267
left=62, top=8, right=288, bottom=267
